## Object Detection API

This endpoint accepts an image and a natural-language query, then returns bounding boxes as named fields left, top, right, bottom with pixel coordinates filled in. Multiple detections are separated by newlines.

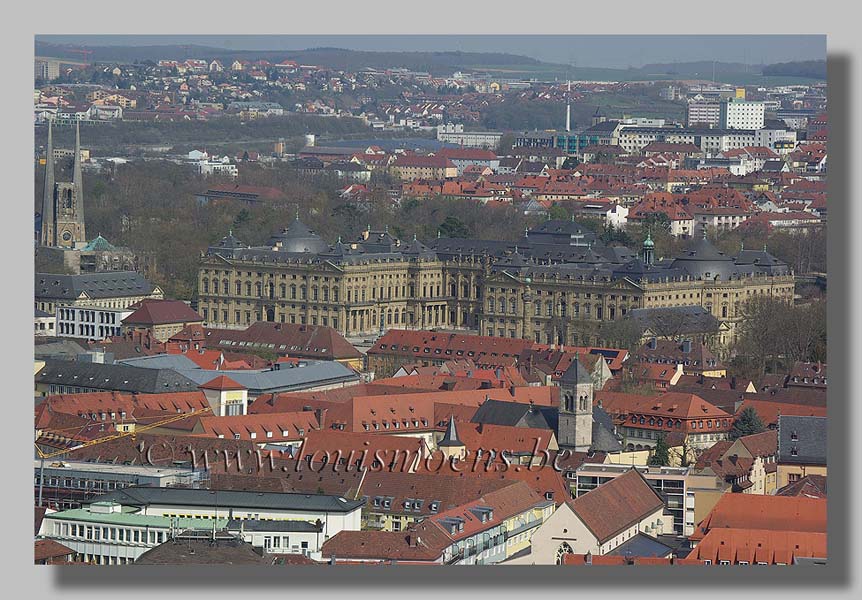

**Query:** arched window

left=300, top=285, right=307, bottom=300
left=212, top=279, right=219, bottom=294
left=555, top=542, right=574, bottom=565
left=255, top=282, right=262, bottom=297
left=333, top=287, right=339, bottom=302
left=235, top=281, right=241, bottom=295
left=312, top=286, right=318, bottom=301
left=222, top=279, right=229, bottom=295
left=546, top=301, right=553, bottom=316
left=323, top=287, right=329, bottom=302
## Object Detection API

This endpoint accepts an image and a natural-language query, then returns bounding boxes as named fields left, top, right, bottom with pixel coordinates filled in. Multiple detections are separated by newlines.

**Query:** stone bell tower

left=557, top=353, right=593, bottom=451
left=41, top=120, right=86, bottom=248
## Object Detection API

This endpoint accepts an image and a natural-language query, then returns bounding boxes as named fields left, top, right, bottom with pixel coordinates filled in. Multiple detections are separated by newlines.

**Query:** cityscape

left=33, top=35, right=827, bottom=568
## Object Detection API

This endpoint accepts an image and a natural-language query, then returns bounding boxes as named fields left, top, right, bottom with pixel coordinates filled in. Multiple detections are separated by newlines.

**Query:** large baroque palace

left=197, top=218, right=794, bottom=350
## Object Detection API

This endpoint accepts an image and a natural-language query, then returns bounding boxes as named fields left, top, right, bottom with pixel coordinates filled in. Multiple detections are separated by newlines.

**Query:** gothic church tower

left=40, top=120, right=86, bottom=247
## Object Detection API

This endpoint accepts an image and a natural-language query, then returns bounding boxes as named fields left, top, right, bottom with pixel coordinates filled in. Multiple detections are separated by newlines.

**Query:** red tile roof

left=171, top=322, right=361, bottom=361
left=297, top=429, right=428, bottom=470
left=34, top=539, right=75, bottom=563
left=122, top=299, right=203, bottom=326
left=735, top=399, right=827, bottom=428
left=195, top=411, right=320, bottom=443
left=687, top=528, right=827, bottom=564
left=199, top=375, right=245, bottom=391
left=455, top=423, right=555, bottom=454
left=691, top=495, right=826, bottom=542
left=776, top=475, right=827, bottom=499
left=369, top=329, right=531, bottom=367
left=566, top=469, right=665, bottom=544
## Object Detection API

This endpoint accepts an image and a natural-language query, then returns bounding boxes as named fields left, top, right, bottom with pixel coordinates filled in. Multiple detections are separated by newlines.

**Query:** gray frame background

left=4, top=1, right=859, bottom=597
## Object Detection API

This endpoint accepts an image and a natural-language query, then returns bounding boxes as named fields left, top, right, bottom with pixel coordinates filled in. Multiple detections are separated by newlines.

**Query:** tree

left=437, top=215, right=470, bottom=239
left=648, top=434, right=671, bottom=466
left=598, top=318, right=644, bottom=354
left=547, top=204, right=569, bottom=221
left=730, top=407, right=766, bottom=440
left=496, top=133, right=515, bottom=155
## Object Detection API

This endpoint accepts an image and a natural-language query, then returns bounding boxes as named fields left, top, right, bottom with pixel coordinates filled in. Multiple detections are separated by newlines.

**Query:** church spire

left=438, top=415, right=463, bottom=448
left=41, top=119, right=55, bottom=246
left=73, top=122, right=85, bottom=241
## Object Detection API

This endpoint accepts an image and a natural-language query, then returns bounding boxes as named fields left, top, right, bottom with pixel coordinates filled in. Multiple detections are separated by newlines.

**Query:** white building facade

left=720, top=100, right=765, bottom=130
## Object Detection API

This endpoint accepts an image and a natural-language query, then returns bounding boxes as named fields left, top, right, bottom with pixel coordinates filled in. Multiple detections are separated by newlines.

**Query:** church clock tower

left=557, top=354, right=593, bottom=452
left=41, top=120, right=86, bottom=248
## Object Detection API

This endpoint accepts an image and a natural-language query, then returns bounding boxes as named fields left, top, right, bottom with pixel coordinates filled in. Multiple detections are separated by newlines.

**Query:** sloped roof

left=559, top=354, right=592, bottom=385
left=35, top=271, right=158, bottom=301
left=567, top=469, right=665, bottom=544
left=776, top=475, right=827, bottom=499
left=80, top=235, right=116, bottom=252
left=35, top=359, right=200, bottom=394
left=122, top=299, right=203, bottom=326
left=687, top=528, right=827, bottom=565
left=199, top=374, right=245, bottom=391
left=470, top=399, right=551, bottom=429
left=692, top=495, right=826, bottom=541
left=177, top=322, right=361, bottom=361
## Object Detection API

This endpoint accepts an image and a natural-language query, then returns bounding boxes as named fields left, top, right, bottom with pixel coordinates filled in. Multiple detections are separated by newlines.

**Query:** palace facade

left=197, top=218, right=794, bottom=352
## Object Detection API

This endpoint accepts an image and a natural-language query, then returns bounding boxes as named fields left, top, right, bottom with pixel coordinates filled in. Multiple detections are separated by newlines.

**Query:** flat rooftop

left=34, top=459, right=199, bottom=478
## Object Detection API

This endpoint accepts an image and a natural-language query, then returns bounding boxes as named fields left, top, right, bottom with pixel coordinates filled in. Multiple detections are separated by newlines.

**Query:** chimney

left=731, top=375, right=737, bottom=389
left=314, top=408, right=328, bottom=430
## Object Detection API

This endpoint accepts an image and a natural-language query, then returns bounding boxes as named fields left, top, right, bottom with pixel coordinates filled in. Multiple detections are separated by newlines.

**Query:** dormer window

left=791, top=431, right=798, bottom=442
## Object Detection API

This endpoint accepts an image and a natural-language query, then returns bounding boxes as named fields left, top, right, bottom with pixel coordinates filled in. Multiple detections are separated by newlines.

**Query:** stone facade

left=196, top=219, right=795, bottom=353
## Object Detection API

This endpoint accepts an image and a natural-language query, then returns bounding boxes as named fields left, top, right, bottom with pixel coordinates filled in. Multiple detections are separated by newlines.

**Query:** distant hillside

left=638, top=61, right=758, bottom=78
left=762, top=60, right=826, bottom=80
left=35, top=41, right=547, bottom=76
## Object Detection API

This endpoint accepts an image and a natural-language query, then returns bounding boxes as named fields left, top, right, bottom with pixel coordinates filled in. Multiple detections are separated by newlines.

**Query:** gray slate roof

left=592, top=406, right=623, bottom=453
left=35, top=358, right=200, bottom=394
left=470, top=399, right=551, bottom=429
left=93, top=486, right=365, bottom=513
left=778, top=415, right=826, bottom=465
left=35, top=271, right=158, bottom=301
left=560, top=355, right=592, bottom=385
left=607, top=533, right=674, bottom=558
left=118, top=355, right=360, bottom=395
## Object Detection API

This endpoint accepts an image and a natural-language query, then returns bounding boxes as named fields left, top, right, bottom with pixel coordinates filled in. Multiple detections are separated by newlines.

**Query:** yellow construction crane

left=34, top=405, right=214, bottom=460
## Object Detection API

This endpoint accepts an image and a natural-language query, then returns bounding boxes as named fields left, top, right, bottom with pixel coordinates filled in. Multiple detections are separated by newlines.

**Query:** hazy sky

left=36, top=35, right=826, bottom=69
